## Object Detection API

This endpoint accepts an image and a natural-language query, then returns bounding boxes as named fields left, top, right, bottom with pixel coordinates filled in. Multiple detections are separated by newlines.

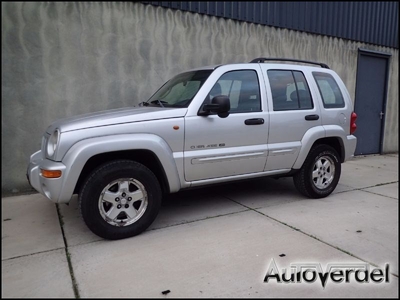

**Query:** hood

left=46, top=107, right=187, bottom=133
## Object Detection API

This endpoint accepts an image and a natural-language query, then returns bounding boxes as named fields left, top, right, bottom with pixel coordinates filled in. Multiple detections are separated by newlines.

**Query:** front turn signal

left=41, top=169, right=62, bottom=178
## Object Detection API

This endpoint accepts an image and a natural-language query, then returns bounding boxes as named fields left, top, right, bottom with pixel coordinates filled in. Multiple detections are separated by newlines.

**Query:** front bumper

left=27, top=150, right=67, bottom=203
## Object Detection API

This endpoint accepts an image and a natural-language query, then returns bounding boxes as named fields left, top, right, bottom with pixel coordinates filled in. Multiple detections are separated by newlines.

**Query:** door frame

left=354, top=48, right=391, bottom=154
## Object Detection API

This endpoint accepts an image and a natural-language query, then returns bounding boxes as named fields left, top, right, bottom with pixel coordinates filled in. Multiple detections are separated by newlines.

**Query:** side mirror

left=202, top=95, right=230, bottom=118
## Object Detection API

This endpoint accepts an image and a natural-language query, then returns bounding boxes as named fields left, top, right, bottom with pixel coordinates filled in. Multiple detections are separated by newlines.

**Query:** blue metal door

left=354, top=50, right=390, bottom=155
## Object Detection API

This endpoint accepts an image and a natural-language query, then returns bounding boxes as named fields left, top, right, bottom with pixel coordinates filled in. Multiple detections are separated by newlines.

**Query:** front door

left=184, top=67, right=269, bottom=182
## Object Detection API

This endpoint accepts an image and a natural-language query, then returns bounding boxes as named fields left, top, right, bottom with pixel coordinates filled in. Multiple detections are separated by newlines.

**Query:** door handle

left=244, top=118, right=264, bottom=125
left=305, top=114, right=319, bottom=121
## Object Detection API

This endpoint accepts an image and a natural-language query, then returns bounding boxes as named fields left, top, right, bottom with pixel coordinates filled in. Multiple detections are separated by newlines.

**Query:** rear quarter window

left=312, top=72, right=345, bottom=108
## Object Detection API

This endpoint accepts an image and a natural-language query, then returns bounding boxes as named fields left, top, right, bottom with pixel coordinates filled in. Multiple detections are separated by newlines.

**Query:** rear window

left=312, top=72, right=345, bottom=108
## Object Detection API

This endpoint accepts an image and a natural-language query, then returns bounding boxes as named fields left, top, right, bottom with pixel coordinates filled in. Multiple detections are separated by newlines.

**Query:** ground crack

left=56, top=204, right=80, bottom=298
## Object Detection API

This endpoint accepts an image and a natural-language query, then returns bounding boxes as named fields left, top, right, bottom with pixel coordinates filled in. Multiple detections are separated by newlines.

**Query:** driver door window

left=206, top=70, right=261, bottom=113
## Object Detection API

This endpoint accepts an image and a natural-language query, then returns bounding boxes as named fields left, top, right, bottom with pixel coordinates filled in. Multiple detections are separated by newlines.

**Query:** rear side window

left=267, top=70, right=313, bottom=111
left=312, top=72, right=345, bottom=108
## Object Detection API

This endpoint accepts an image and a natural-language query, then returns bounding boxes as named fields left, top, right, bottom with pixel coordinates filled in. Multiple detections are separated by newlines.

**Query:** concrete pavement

left=2, top=154, right=398, bottom=298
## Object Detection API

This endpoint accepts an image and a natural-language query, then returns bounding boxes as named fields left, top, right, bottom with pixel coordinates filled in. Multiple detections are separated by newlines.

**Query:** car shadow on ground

left=61, top=176, right=316, bottom=245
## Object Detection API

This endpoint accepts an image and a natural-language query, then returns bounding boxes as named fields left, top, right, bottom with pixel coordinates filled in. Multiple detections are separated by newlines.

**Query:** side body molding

left=58, top=134, right=181, bottom=203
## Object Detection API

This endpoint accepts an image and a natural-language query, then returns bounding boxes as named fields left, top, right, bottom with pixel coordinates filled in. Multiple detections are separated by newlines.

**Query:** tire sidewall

left=80, top=160, right=162, bottom=240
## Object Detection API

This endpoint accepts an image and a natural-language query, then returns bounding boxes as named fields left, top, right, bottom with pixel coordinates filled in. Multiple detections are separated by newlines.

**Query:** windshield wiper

left=138, top=101, right=149, bottom=107
left=149, top=100, right=166, bottom=108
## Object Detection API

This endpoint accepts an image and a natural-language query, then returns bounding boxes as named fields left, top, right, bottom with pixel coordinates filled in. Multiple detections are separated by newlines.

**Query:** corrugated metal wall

left=142, top=1, right=399, bottom=49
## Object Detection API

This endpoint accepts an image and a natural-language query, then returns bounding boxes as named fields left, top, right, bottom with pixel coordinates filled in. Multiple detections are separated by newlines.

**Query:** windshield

left=146, top=70, right=213, bottom=108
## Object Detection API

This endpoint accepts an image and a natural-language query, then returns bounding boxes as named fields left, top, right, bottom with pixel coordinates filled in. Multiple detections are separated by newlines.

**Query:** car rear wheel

left=293, top=144, right=341, bottom=198
left=79, top=160, right=162, bottom=240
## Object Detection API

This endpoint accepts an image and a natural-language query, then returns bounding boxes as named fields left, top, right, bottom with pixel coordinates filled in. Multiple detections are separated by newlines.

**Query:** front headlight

left=46, top=129, right=60, bottom=158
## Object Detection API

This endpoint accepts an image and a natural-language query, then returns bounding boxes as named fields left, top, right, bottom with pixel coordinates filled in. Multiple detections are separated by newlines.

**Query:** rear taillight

left=350, top=112, right=357, bottom=134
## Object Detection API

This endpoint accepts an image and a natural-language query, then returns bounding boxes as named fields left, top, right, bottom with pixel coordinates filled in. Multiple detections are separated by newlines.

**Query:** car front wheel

left=79, top=160, right=162, bottom=240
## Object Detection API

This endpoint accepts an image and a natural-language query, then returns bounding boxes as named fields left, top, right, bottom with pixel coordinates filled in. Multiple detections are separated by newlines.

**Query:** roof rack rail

left=249, top=58, right=330, bottom=69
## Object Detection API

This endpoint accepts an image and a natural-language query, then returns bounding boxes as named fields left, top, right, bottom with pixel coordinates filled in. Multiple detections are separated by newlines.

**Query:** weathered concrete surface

left=347, top=154, right=399, bottom=173
left=69, top=211, right=398, bottom=298
left=364, top=183, right=398, bottom=199
left=1, top=193, right=64, bottom=260
left=340, top=155, right=398, bottom=189
left=258, top=190, right=399, bottom=275
left=1, top=153, right=398, bottom=297
left=1, top=249, right=75, bottom=298
left=2, top=2, right=398, bottom=195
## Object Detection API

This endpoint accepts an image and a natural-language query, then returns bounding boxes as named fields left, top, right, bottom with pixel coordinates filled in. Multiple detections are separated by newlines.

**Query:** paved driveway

left=2, top=154, right=398, bottom=297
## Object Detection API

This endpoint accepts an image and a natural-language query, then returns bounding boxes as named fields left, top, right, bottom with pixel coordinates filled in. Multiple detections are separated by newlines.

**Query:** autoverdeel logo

left=264, top=259, right=390, bottom=288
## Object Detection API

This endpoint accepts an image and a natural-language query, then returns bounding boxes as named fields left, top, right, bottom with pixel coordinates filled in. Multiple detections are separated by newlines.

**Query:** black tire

left=293, top=144, right=341, bottom=198
left=79, top=160, right=162, bottom=240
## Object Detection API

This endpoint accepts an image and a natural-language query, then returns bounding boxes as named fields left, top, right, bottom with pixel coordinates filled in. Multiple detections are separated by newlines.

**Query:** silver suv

left=27, top=58, right=357, bottom=240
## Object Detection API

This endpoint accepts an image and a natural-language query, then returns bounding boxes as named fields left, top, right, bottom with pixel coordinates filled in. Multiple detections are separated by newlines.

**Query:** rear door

left=261, top=65, right=322, bottom=171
